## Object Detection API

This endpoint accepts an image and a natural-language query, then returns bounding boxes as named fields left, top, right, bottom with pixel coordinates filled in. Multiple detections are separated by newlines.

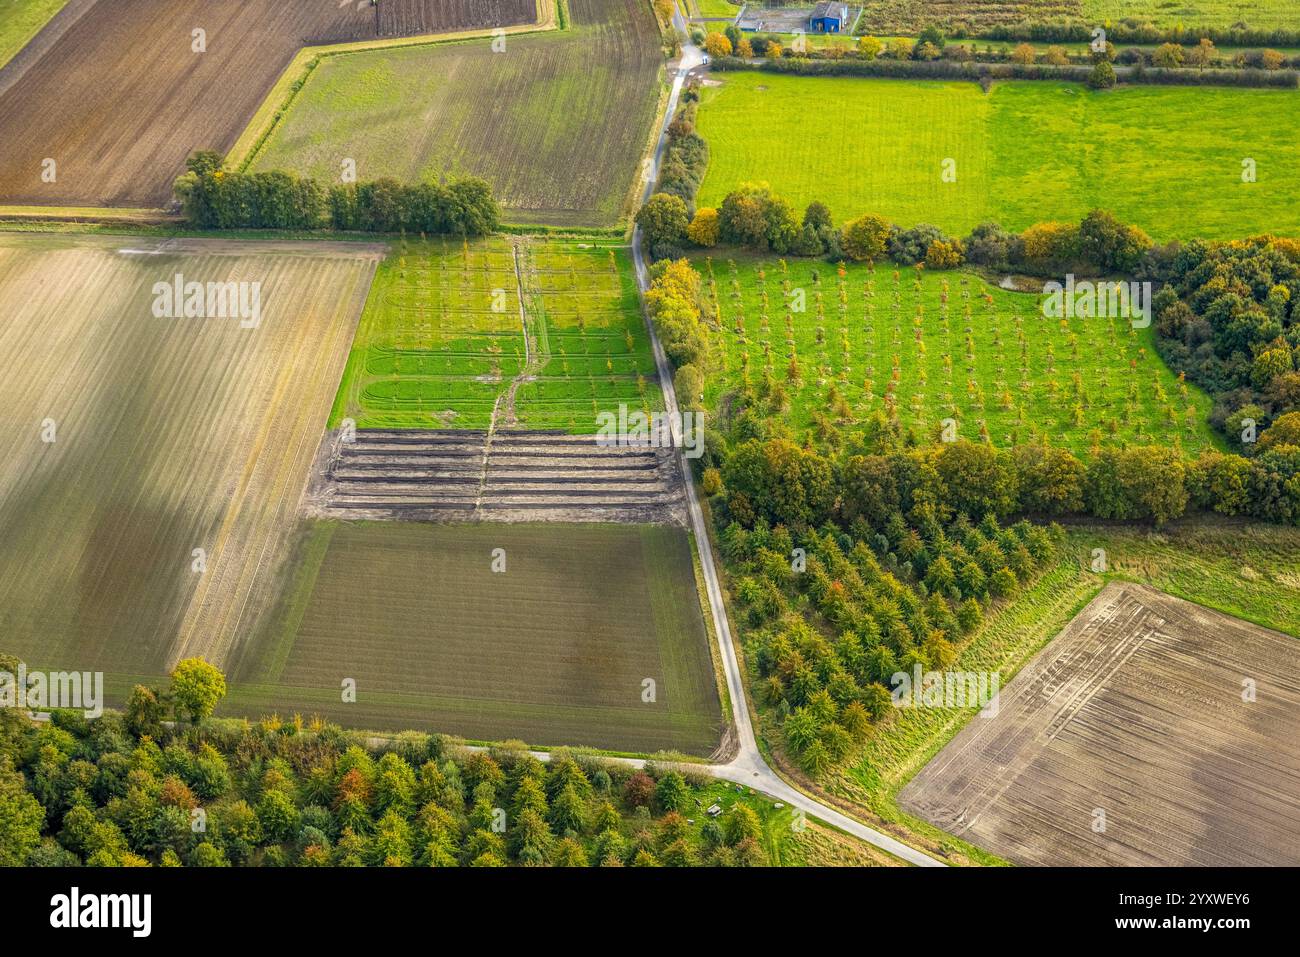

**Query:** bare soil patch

left=304, top=428, right=687, bottom=525
left=900, top=582, right=1300, bottom=866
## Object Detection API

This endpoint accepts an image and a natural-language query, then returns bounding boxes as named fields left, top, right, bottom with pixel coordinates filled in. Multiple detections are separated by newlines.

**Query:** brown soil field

left=0, top=232, right=383, bottom=677
left=899, top=582, right=1300, bottom=866
left=0, top=0, right=537, bottom=208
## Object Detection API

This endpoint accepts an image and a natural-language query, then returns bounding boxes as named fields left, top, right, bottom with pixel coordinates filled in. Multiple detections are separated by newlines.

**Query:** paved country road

left=628, top=13, right=946, bottom=868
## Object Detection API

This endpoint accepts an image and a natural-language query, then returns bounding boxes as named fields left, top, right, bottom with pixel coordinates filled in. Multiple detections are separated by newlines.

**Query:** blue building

left=809, top=2, right=849, bottom=33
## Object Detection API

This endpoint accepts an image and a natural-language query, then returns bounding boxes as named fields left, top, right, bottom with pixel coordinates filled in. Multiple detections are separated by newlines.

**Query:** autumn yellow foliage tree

left=687, top=207, right=720, bottom=247
left=704, top=32, right=732, bottom=58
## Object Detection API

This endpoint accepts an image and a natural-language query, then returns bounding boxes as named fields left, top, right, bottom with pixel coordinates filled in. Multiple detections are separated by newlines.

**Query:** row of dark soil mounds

left=304, top=428, right=688, bottom=525
left=0, top=0, right=537, bottom=208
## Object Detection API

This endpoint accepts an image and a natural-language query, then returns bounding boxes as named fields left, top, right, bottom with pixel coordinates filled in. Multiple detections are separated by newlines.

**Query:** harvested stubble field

left=695, top=74, right=1300, bottom=241
left=0, top=232, right=382, bottom=679
left=805, top=520, right=1300, bottom=865
left=898, top=581, right=1300, bottom=866
left=330, top=236, right=660, bottom=434
left=694, top=255, right=1218, bottom=453
left=305, top=428, right=687, bottom=525
left=859, top=1, right=1300, bottom=32
left=227, top=522, right=722, bottom=755
left=0, top=0, right=537, bottom=208
left=249, top=0, right=662, bottom=227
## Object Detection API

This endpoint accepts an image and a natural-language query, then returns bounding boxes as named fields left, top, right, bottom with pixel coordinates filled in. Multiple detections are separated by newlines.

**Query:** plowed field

left=0, top=0, right=537, bottom=207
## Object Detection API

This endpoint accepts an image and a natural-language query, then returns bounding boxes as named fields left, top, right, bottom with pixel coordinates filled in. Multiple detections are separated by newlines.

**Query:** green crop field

left=329, top=236, right=661, bottom=433
left=1086, top=1, right=1300, bottom=29
left=695, top=74, right=1300, bottom=240
left=226, top=522, right=723, bottom=755
left=0, top=0, right=65, bottom=71
left=686, top=0, right=742, bottom=17
left=247, top=0, right=662, bottom=227
left=858, top=1, right=1300, bottom=33
left=695, top=254, right=1219, bottom=453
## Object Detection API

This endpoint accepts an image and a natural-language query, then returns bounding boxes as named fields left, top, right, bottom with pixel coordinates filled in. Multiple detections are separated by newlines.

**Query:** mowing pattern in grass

left=0, top=0, right=67, bottom=71
left=512, top=240, right=660, bottom=430
left=228, top=522, right=722, bottom=755
left=859, top=0, right=1300, bottom=32
left=330, top=237, right=660, bottom=433
left=250, top=0, right=661, bottom=226
left=0, top=233, right=381, bottom=677
left=695, top=74, right=1300, bottom=240
left=696, top=255, right=1218, bottom=453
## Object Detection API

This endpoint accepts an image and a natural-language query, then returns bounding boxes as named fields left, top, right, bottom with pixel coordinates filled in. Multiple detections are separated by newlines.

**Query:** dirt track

left=0, top=0, right=536, bottom=207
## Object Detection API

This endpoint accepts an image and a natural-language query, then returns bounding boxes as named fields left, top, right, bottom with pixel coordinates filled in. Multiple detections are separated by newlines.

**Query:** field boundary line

left=227, top=0, right=563, bottom=173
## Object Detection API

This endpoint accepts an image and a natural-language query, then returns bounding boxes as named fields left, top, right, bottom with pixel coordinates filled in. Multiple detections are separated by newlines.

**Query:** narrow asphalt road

left=629, top=17, right=945, bottom=868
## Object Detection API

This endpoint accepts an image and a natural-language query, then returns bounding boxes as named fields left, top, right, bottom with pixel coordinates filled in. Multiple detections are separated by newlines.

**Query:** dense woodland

left=719, top=515, right=1059, bottom=775
left=0, top=657, right=776, bottom=868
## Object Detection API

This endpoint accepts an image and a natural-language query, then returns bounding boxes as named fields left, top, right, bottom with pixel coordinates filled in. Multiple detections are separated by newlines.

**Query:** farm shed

left=809, top=2, right=848, bottom=33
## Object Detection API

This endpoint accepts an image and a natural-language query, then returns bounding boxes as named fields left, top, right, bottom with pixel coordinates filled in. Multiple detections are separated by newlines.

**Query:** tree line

left=710, top=50, right=1296, bottom=90
left=641, top=181, right=1156, bottom=281
left=976, top=18, right=1300, bottom=50
left=652, top=87, right=708, bottom=210
left=0, top=655, right=773, bottom=867
left=174, top=151, right=499, bottom=235
left=701, top=21, right=1298, bottom=86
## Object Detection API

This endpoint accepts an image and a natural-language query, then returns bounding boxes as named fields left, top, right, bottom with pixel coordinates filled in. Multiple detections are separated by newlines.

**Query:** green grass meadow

left=226, top=521, right=724, bottom=756
left=859, top=0, right=1300, bottom=32
left=695, top=74, right=1300, bottom=240
left=0, top=0, right=65, bottom=71
left=695, top=254, right=1219, bottom=453
left=329, top=236, right=660, bottom=433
